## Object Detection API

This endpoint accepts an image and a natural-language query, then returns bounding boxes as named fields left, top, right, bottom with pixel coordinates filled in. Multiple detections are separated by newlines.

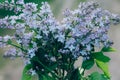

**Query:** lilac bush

left=0, top=0, right=120, bottom=80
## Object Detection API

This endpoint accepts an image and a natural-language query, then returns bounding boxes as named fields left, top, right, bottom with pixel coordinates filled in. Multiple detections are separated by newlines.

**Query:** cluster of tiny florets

left=0, top=0, right=24, bottom=14
left=61, top=1, right=120, bottom=59
left=0, top=0, right=120, bottom=75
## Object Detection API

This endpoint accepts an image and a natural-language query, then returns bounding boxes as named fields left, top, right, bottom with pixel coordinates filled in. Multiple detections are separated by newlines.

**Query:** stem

left=11, top=43, right=27, bottom=52
left=0, top=41, right=27, bottom=52
left=62, top=69, right=65, bottom=79
left=34, top=58, right=60, bottom=79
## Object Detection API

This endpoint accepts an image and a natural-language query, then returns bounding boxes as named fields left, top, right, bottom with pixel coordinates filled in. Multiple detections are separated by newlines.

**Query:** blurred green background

left=0, top=0, right=120, bottom=80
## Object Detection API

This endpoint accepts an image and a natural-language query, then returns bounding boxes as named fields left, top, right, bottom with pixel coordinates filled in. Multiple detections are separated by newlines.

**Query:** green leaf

left=0, top=0, right=4, bottom=2
left=38, top=74, right=56, bottom=80
left=101, top=74, right=110, bottom=80
left=49, top=62, right=57, bottom=70
left=21, top=64, right=32, bottom=80
left=82, top=59, right=94, bottom=70
left=7, top=39, right=12, bottom=44
left=43, top=74, right=56, bottom=80
left=92, top=52, right=110, bottom=62
left=101, top=47, right=116, bottom=52
left=89, top=72, right=109, bottom=80
left=0, top=9, right=16, bottom=18
left=95, top=60, right=110, bottom=78
left=89, top=72, right=102, bottom=80
left=24, top=0, right=53, bottom=5
left=70, top=68, right=81, bottom=80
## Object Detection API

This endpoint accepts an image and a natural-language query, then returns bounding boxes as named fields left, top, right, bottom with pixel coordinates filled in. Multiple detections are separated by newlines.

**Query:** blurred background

left=0, top=0, right=120, bottom=80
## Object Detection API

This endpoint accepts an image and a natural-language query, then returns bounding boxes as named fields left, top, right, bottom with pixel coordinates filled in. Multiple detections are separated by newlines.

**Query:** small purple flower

left=4, top=48, right=17, bottom=59
left=29, top=69, right=36, bottom=76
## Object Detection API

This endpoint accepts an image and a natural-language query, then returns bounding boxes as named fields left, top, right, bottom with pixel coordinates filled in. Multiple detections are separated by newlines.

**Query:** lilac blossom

left=29, top=69, right=36, bottom=76
left=61, top=1, right=120, bottom=59
left=4, top=48, right=17, bottom=59
left=0, top=0, right=120, bottom=76
left=0, top=0, right=23, bottom=13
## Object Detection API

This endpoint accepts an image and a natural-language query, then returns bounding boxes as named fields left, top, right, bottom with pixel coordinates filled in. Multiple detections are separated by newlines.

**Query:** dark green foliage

left=24, top=0, right=53, bottom=4
left=70, top=68, right=81, bottom=80
left=38, top=74, right=56, bottom=80
left=0, top=9, right=16, bottom=18
left=92, top=52, right=110, bottom=62
left=82, top=59, right=94, bottom=70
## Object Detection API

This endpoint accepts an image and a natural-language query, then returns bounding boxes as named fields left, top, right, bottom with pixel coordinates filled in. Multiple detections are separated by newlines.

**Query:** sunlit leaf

left=101, top=47, right=116, bottom=52
left=95, top=60, right=110, bottom=78
left=89, top=72, right=109, bottom=80
left=22, top=64, right=32, bottom=80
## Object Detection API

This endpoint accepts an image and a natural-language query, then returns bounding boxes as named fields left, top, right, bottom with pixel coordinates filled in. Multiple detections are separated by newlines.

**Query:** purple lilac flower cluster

left=0, top=0, right=23, bottom=14
left=0, top=0, right=120, bottom=75
left=61, top=2, right=120, bottom=59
